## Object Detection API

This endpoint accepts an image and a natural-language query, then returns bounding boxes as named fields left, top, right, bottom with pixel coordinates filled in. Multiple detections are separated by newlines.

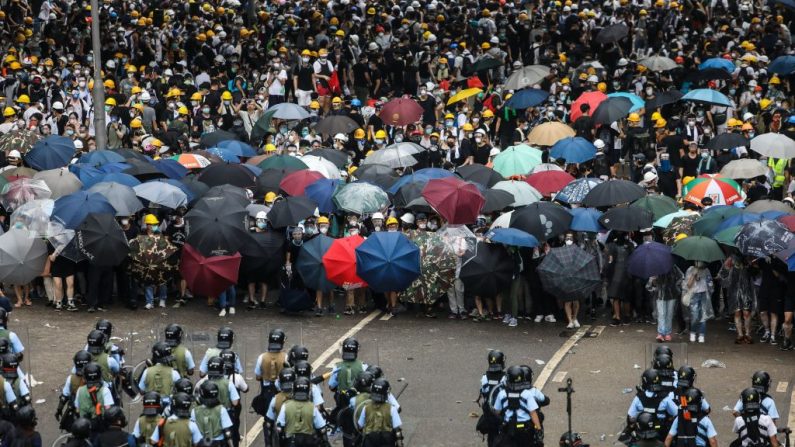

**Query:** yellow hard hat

left=669, top=1, right=678, bottom=7
left=2, top=107, right=15, bottom=117
left=597, top=82, right=607, bottom=93
left=770, top=76, right=781, bottom=85
left=216, top=6, right=225, bottom=14
left=178, top=105, right=190, bottom=116
left=8, top=61, right=21, bottom=71
left=386, top=217, right=399, bottom=226
left=439, top=57, right=448, bottom=64
left=105, top=98, right=117, bottom=106
left=375, top=130, right=387, bottom=139
left=367, top=7, right=376, bottom=14
left=103, top=79, right=115, bottom=89
left=354, top=128, right=365, bottom=139
left=196, top=33, right=207, bottom=42
left=309, top=101, right=321, bottom=110
left=265, top=143, right=277, bottom=153
left=639, top=8, right=648, bottom=15
left=561, top=77, right=570, bottom=85
left=335, top=29, right=345, bottom=37
left=444, top=113, right=454, bottom=120
left=462, top=123, right=474, bottom=131
left=150, top=138, right=163, bottom=147
left=318, top=48, right=329, bottom=56
left=317, top=216, right=330, bottom=225
left=760, top=98, right=772, bottom=110
left=482, top=109, right=494, bottom=118
left=221, top=91, right=233, bottom=100
left=131, top=86, right=142, bottom=95
left=651, top=111, right=662, bottom=121
left=628, top=113, right=641, bottom=123
left=329, top=17, right=339, bottom=25
left=166, top=88, right=183, bottom=98
left=674, top=233, right=688, bottom=241
left=348, top=165, right=358, bottom=175
left=301, top=49, right=311, bottom=56
left=654, top=118, right=667, bottom=128
left=130, top=118, right=143, bottom=129
left=144, top=214, right=160, bottom=225
left=559, top=53, right=568, bottom=63
left=481, top=42, right=491, bottom=50
left=332, top=96, right=342, bottom=104
left=205, top=29, right=215, bottom=38
left=190, top=92, right=203, bottom=101
left=16, top=94, right=30, bottom=104
left=742, top=123, right=754, bottom=131
left=132, top=103, right=144, bottom=112
left=682, top=176, right=695, bottom=186
left=579, top=72, right=588, bottom=80
left=264, top=192, right=277, bottom=202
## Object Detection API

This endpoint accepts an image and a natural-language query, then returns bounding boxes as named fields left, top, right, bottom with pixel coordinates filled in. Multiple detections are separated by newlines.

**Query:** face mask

left=428, top=222, right=438, bottom=230
left=559, top=93, right=567, bottom=100
left=729, top=88, right=736, bottom=95
left=66, top=129, right=75, bottom=136
left=151, top=225, right=160, bottom=233
left=224, top=100, right=231, bottom=106
left=565, top=239, right=574, bottom=246
left=78, top=81, right=86, bottom=88
left=462, top=107, right=469, bottom=113
left=418, top=223, right=427, bottom=229
left=280, top=126, right=288, bottom=134
left=349, top=229, right=359, bottom=236
left=319, top=226, right=328, bottom=234
left=472, top=118, right=480, bottom=124
left=645, top=88, right=653, bottom=96
left=301, top=129, right=309, bottom=137
left=445, top=120, right=453, bottom=127
left=202, top=107, right=211, bottom=114
left=120, top=218, right=129, bottom=226
left=13, top=222, right=24, bottom=229
left=687, top=120, right=695, bottom=126
left=424, top=128, right=432, bottom=135
left=755, top=93, right=762, bottom=99
left=394, top=135, right=403, bottom=143
left=475, top=137, right=483, bottom=143
left=256, top=221, right=267, bottom=229
left=104, top=105, right=112, bottom=112
left=701, top=152, right=709, bottom=159
left=319, top=58, right=327, bottom=64
left=375, top=139, right=384, bottom=145
left=302, top=57, right=310, bottom=63
left=305, top=226, right=316, bottom=236
left=388, top=228, right=398, bottom=232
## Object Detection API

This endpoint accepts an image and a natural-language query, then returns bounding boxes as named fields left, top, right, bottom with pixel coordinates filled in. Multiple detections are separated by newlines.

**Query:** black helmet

left=371, top=378, right=390, bottom=403
left=652, top=354, right=673, bottom=371
left=1, top=353, right=19, bottom=379
left=288, top=345, right=310, bottom=366
left=142, top=391, right=163, bottom=416
left=366, top=365, right=383, bottom=380
left=654, top=345, right=673, bottom=360
left=519, top=365, right=534, bottom=389
left=341, top=337, right=359, bottom=361
left=104, top=405, right=127, bottom=427
left=268, top=329, right=286, bottom=352
left=152, top=341, right=174, bottom=365
left=164, top=323, right=183, bottom=347
left=95, top=319, right=113, bottom=337
left=217, top=327, right=234, bottom=349
left=199, top=381, right=221, bottom=407
left=641, top=368, right=662, bottom=393
left=677, top=365, right=696, bottom=389
left=293, top=360, right=312, bottom=379
left=83, top=362, right=103, bottom=387
left=355, top=372, right=375, bottom=393
left=752, top=371, right=771, bottom=393
left=74, top=350, right=92, bottom=376
left=278, top=367, right=296, bottom=393
left=172, top=392, right=193, bottom=418
left=293, top=377, right=311, bottom=402
left=71, top=417, right=92, bottom=439
left=174, top=378, right=194, bottom=395
left=0, top=339, right=10, bottom=354
left=560, top=431, right=584, bottom=447
left=487, top=350, right=505, bottom=372
left=220, top=349, right=237, bottom=373
left=505, top=365, right=526, bottom=391
left=635, top=412, right=658, bottom=440
left=0, top=309, right=8, bottom=327
left=207, top=356, right=224, bottom=378
left=682, top=387, right=703, bottom=413
left=87, top=329, right=107, bottom=355
left=15, top=405, right=37, bottom=428
left=740, top=387, right=761, bottom=414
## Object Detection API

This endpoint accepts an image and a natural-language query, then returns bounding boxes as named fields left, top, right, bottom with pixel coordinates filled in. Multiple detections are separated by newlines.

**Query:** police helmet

left=366, top=365, right=383, bottom=380
left=654, top=345, right=673, bottom=359
left=217, top=326, right=234, bottom=349
left=199, top=381, right=221, bottom=407
left=87, top=329, right=107, bottom=355
left=635, top=412, right=658, bottom=440
left=355, top=372, right=375, bottom=393
left=152, top=341, right=174, bottom=365
left=95, top=319, right=113, bottom=337
left=268, top=329, right=286, bottom=352
left=104, top=405, right=127, bottom=427
left=16, top=405, right=36, bottom=428
left=174, top=378, right=194, bottom=395
left=0, top=339, right=11, bottom=354
left=519, top=365, right=534, bottom=388
left=279, top=367, right=296, bottom=393
left=341, top=337, right=359, bottom=361
left=677, top=365, right=696, bottom=389
left=740, top=387, right=761, bottom=414
left=0, top=309, right=8, bottom=327
left=172, top=392, right=193, bottom=418
left=207, top=356, right=224, bottom=378
left=73, top=350, right=92, bottom=376
left=288, top=345, right=310, bottom=366
left=1, top=353, right=19, bottom=379
left=293, top=360, right=312, bottom=379
left=752, top=371, right=771, bottom=393
left=641, top=368, right=662, bottom=393
left=371, top=378, right=390, bottom=403
left=220, top=349, right=237, bottom=373
left=560, top=431, right=584, bottom=446
left=142, top=391, right=163, bottom=416
left=487, top=350, right=505, bottom=372
left=83, top=362, right=103, bottom=387
left=652, top=353, right=673, bottom=371
left=682, top=387, right=703, bottom=413
left=505, top=365, right=525, bottom=391
left=164, top=323, right=183, bottom=347
left=71, top=418, right=92, bottom=439
left=293, top=377, right=311, bottom=401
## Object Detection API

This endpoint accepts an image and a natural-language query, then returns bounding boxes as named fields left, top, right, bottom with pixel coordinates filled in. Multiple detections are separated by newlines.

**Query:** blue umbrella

left=52, top=191, right=116, bottom=229
left=698, top=58, right=736, bottom=73
left=78, top=150, right=125, bottom=167
left=550, top=137, right=597, bottom=163
left=70, top=163, right=106, bottom=188
left=485, top=228, right=539, bottom=247
left=97, top=162, right=131, bottom=173
left=776, top=0, right=795, bottom=10
left=241, top=164, right=262, bottom=177
left=387, top=168, right=455, bottom=194
left=505, top=88, right=550, bottom=109
left=355, top=232, right=421, bottom=293
left=148, top=178, right=196, bottom=203
left=769, top=55, right=795, bottom=75
left=568, top=208, right=604, bottom=232
left=305, top=178, right=342, bottom=214
left=554, top=178, right=602, bottom=204
left=759, top=210, right=788, bottom=220
left=206, top=147, right=241, bottom=163
left=608, top=92, right=644, bottom=112
left=681, top=88, right=732, bottom=107
left=296, top=234, right=336, bottom=292
left=627, top=242, right=673, bottom=278
left=153, top=159, right=189, bottom=179
left=24, top=136, right=76, bottom=170
left=715, top=212, right=761, bottom=234
left=99, top=173, right=141, bottom=188
left=217, top=140, right=258, bottom=157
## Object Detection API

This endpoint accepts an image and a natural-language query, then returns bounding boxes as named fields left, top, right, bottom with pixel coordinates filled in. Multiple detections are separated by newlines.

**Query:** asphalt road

left=13, top=298, right=795, bottom=446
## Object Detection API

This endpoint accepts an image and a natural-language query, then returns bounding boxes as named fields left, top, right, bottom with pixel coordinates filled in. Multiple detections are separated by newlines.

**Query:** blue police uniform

left=150, top=415, right=203, bottom=444
left=733, top=395, right=779, bottom=419
left=667, top=415, right=717, bottom=447
left=191, top=406, right=233, bottom=441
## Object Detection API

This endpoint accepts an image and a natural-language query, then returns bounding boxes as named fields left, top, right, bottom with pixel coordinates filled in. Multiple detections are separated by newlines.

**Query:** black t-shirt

left=473, top=144, right=492, bottom=165
left=352, top=62, right=370, bottom=86
left=680, top=153, right=701, bottom=178
left=660, top=134, right=686, bottom=167
left=165, top=224, right=187, bottom=248
left=573, top=116, right=594, bottom=140
left=453, top=141, right=473, bottom=165
left=658, top=170, right=679, bottom=199
left=296, top=65, right=314, bottom=91
left=418, top=96, right=437, bottom=126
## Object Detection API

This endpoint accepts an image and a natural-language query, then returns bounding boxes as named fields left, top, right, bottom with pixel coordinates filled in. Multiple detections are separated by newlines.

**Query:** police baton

left=394, top=380, right=409, bottom=400
left=558, top=378, right=574, bottom=440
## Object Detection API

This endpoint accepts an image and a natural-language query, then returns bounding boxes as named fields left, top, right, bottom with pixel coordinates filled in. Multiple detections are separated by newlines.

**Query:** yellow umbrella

left=446, top=87, right=483, bottom=106
left=526, top=121, right=576, bottom=147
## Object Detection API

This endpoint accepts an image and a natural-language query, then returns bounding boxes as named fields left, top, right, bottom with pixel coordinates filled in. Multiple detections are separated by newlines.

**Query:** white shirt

left=268, top=70, right=288, bottom=96
left=732, top=414, right=777, bottom=447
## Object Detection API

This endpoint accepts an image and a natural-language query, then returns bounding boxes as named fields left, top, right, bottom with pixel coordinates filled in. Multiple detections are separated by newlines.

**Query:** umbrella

left=258, top=155, right=308, bottom=171
left=591, top=96, right=633, bottom=125
left=510, top=201, right=572, bottom=240
left=333, top=182, right=390, bottom=215
left=698, top=58, right=736, bottom=73
left=200, top=130, right=239, bottom=148
left=661, top=214, right=700, bottom=244
left=133, top=182, right=188, bottom=209
left=505, top=88, right=550, bottom=109
left=537, top=245, right=601, bottom=299
left=671, top=236, right=725, bottom=262
left=202, top=183, right=250, bottom=206
left=490, top=211, right=513, bottom=229
left=216, top=140, right=258, bottom=157
left=456, top=164, right=504, bottom=188
left=0, top=228, right=48, bottom=284
left=769, top=55, right=795, bottom=75
left=550, top=137, right=597, bottom=164
left=305, top=148, right=349, bottom=169
left=305, top=178, right=342, bottom=214
left=654, top=210, right=697, bottom=228
left=683, top=176, right=742, bottom=206
left=470, top=57, right=502, bottom=73
left=608, top=92, right=645, bottom=112
left=323, top=235, right=367, bottom=289
left=638, top=56, right=678, bottom=72
left=87, top=182, right=144, bottom=217
left=569, top=208, right=604, bottom=233
left=422, top=177, right=485, bottom=224
left=239, top=231, right=286, bottom=282
left=255, top=168, right=297, bottom=197
left=485, top=228, right=539, bottom=248
left=627, top=242, right=673, bottom=278
left=750, top=133, right=795, bottom=159
left=110, top=148, right=150, bottom=163
left=481, top=189, right=515, bottom=213
left=399, top=231, right=457, bottom=304
left=779, top=215, right=795, bottom=232
left=197, top=163, right=257, bottom=188
left=151, top=178, right=197, bottom=204
left=206, top=147, right=241, bottom=164
left=706, top=133, right=749, bottom=152
left=735, top=220, right=794, bottom=258
left=279, top=170, right=325, bottom=196
left=52, top=191, right=116, bottom=229
left=123, top=158, right=166, bottom=180
left=129, top=234, right=179, bottom=284
left=598, top=206, right=653, bottom=231
left=355, top=232, right=421, bottom=292
left=362, top=143, right=423, bottom=168
left=596, top=23, right=629, bottom=43
left=152, top=159, right=189, bottom=179
left=10, top=199, right=54, bottom=237
left=24, top=136, right=75, bottom=170
left=185, top=196, right=250, bottom=256
left=32, top=168, right=82, bottom=199
left=630, top=195, right=679, bottom=221
left=267, top=196, right=318, bottom=228
left=405, top=197, right=434, bottom=213
left=459, top=242, right=514, bottom=296
left=393, top=182, right=426, bottom=208
left=714, top=225, right=742, bottom=247
left=681, top=89, right=732, bottom=107
left=1, top=178, right=51, bottom=210
left=99, top=172, right=141, bottom=188
left=447, top=87, right=483, bottom=106
left=75, top=213, right=129, bottom=266
left=354, top=164, right=398, bottom=189
left=172, top=153, right=212, bottom=170
left=582, top=179, right=646, bottom=207
left=314, top=115, right=360, bottom=136
left=78, top=150, right=126, bottom=167
left=504, top=65, right=551, bottom=90
left=264, top=102, right=311, bottom=120
left=180, top=244, right=241, bottom=297
left=491, top=144, right=543, bottom=177
left=570, top=91, right=608, bottom=121
left=525, top=171, right=574, bottom=197
left=745, top=199, right=795, bottom=214
left=527, top=122, right=576, bottom=146
left=720, top=159, right=767, bottom=179
left=181, top=176, right=210, bottom=201
left=492, top=180, right=542, bottom=207
left=0, top=129, right=41, bottom=154
left=645, top=90, right=684, bottom=110
left=692, top=207, right=741, bottom=236
left=299, top=155, right=342, bottom=179
left=714, top=212, right=762, bottom=234
left=379, top=98, right=423, bottom=126
left=0, top=167, right=37, bottom=180
left=295, top=234, right=337, bottom=292
left=554, top=178, right=602, bottom=204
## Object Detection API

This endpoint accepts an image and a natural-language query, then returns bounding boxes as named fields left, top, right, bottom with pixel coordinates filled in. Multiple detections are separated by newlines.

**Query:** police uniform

left=77, top=353, right=120, bottom=387
left=628, top=390, right=679, bottom=422
left=0, top=378, right=16, bottom=406
left=138, top=364, right=181, bottom=406
left=493, top=388, right=540, bottom=446
left=132, top=414, right=165, bottom=445
left=254, top=351, right=287, bottom=416
left=666, top=415, right=717, bottom=447
left=172, top=344, right=196, bottom=378
left=276, top=399, right=327, bottom=442
left=73, top=383, right=114, bottom=419
left=191, top=404, right=233, bottom=443
left=150, top=415, right=203, bottom=446
left=732, top=414, right=777, bottom=447
left=197, top=377, right=241, bottom=410
left=733, top=395, right=779, bottom=420
left=357, top=400, right=403, bottom=446
left=0, top=327, right=25, bottom=354
left=200, top=350, right=242, bottom=375
left=329, top=360, right=368, bottom=391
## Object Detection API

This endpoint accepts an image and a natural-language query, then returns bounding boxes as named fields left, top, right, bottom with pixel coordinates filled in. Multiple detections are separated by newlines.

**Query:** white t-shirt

left=268, top=70, right=288, bottom=96
left=732, top=414, right=777, bottom=447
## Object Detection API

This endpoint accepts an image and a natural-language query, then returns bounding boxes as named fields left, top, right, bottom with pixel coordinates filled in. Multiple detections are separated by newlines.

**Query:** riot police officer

left=73, top=363, right=114, bottom=430
left=675, top=366, right=710, bottom=414
left=493, top=365, right=544, bottom=447
left=357, top=379, right=404, bottom=447
left=266, top=368, right=296, bottom=447
left=1, top=353, right=29, bottom=407
left=63, top=418, right=93, bottom=447
left=57, top=350, right=92, bottom=430
left=138, top=342, right=181, bottom=406
left=95, top=406, right=130, bottom=447
left=202, top=356, right=241, bottom=414
left=150, top=392, right=203, bottom=446
left=193, top=381, right=234, bottom=447
left=732, top=388, right=779, bottom=447
left=653, top=354, right=676, bottom=395
left=288, top=345, right=310, bottom=367
left=664, top=388, right=718, bottom=447
left=85, top=330, right=120, bottom=386
left=634, top=412, right=665, bottom=447
left=254, top=329, right=289, bottom=421
left=0, top=309, right=24, bottom=356
left=132, top=391, right=165, bottom=445
left=625, top=369, right=678, bottom=441
left=329, top=338, right=367, bottom=417
left=165, top=323, right=195, bottom=378
left=733, top=371, right=780, bottom=423
left=276, top=377, right=327, bottom=446
left=478, top=350, right=505, bottom=446
left=200, top=327, right=241, bottom=376
left=94, top=319, right=125, bottom=365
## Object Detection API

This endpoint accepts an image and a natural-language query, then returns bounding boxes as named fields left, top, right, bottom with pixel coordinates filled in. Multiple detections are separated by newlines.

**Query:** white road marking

left=776, top=381, right=788, bottom=393
left=242, top=310, right=382, bottom=447
left=326, top=357, right=342, bottom=370
left=552, top=371, right=568, bottom=383
left=789, top=389, right=795, bottom=439
left=380, top=313, right=393, bottom=321
left=534, top=326, right=590, bottom=390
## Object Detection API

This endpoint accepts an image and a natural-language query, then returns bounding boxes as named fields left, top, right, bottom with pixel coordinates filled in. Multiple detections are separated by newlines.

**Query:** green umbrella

left=257, top=155, right=308, bottom=171
left=713, top=225, right=741, bottom=247
left=692, top=207, right=742, bottom=236
left=250, top=109, right=277, bottom=143
left=492, top=144, right=543, bottom=178
left=332, top=182, right=390, bottom=215
left=672, top=235, right=725, bottom=262
left=631, top=195, right=679, bottom=221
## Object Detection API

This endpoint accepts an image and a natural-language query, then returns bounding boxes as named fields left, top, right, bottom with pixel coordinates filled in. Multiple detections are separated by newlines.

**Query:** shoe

left=770, top=336, right=778, bottom=345
left=664, top=335, right=672, bottom=342
left=358, top=305, right=367, bottom=314
left=87, top=307, right=96, bottom=313
left=218, top=309, right=227, bottom=317
left=544, top=314, right=557, bottom=323
left=698, top=334, right=705, bottom=344
left=492, top=312, right=503, bottom=321
left=144, top=303, right=154, bottom=310
left=610, top=318, right=621, bottom=327
left=622, top=318, right=631, bottom=326
left=96, top=306, right=106, bottom=312
left=66, top=302, right=78, bottom=312
left=508, top=318, right=518, bottom=327
left=458, top=312, right=468, bottom=320
left=534, top=315, right=544, bottom=323
left=780, top=339, right=794, bottom=351
left=448, top=312, right=458, bottom=319
left=566, top=322, right=574, bottom=329
left=502, top=314, right=512, bottom=324
left=657, top=335, right=665, bottom=342
left=690, top=332, right=696, bottom=342
left=229, top=307, right=235, bottom=315
left=735, top=337, right=745, bottom=344
left=761, top=331, right=771, bottom=343
left=344, top=306, right=355, bottom=316
left=470, top=308, right=480, bottom=317
left=573, top=320, right=581, bottom=328
left=158, top=300, right=165, bottom=308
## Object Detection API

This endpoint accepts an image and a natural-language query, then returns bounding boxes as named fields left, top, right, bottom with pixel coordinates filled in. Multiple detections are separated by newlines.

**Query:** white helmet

left=617, top=58, right=628, bottom=67
left=742, top=112, right=754, bottom=121
left=52, top=101, right=64, bottom=110
left=140, top=90, right=151, bottom=101
left=400, top=213, right=415, bottom=224
left=594, top=139, right=606, bottom=149
left=587, top=75, right=599, bottom=83
left=372, top=212, right=384, bottom=220
left=334, top=133, right=349, bottom=143
left=8, top=150, right=21, bottom=159
left=255, top=211, right=268, bottom=220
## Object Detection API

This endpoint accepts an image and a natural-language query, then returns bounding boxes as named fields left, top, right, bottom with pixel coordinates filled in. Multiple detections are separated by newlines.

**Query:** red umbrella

left=570, top=91, right=608, bottom=121
left=279, top=169, right=324, bottom=196
left=422, top=177, right=485, bottom=224
left=779, top=215, right=795, bottom=232
left=180, top=244, right=241, bottom=297
left=322, top=235, right=367, bottom=289
left=525, top=171, right=575, bottom=197
left=379, top=97, right=423, bottom=126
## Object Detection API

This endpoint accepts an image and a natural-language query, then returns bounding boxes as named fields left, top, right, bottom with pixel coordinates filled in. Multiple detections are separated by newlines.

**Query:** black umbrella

left=305, top=148, right=349, bottom=169
left=393, top=182, right=425, bottom=208
left=355, top=164, right=398, bottom=189
left=314, top=116, right=360, bottom=136
left=706, top=132, right=749, bottom=152
left=110, top=148, right=151, bottom=163
left=197, top=163, right=257, bottom=188
left=459, top=242, right=514, bottom=297
left=686, top=68, right=732, bottom=83
left=456, top=164, right=504, bottom=188
left=181, top=175, right=210, bottom=202
left=735, top=220, right=794, bottom=258
left=405, top=197, right=435, bottom=214
left=267, top=196, right=318, bottom=228
left=645, top=90, right=683, bottom=110
left=240, top=231, right=286, bottom=281
left=185, top=196, right=250, bottom=256
left=124, top=158, right=166, bottom=180
left=596, top=24, right=629, bottom=44
left=470, top=57, right=502, bottom=74
left=582, top=179, right=646, bottom=207
left=481, top=189, right=515, bottom=213
left=255, top=168, right=298, bottom=196
left=598, top=206, right=654, bottom=231
left=76, top=213, right=129, bottom=266
left=200, top=130, right=239, bottom=148
left=204, top=184, right=250, bottom=207
left=510, top=201, right=572, bottom=240
left=592, top=97, right=633, bottom=125
left=537, top=245, right=601, bottom=299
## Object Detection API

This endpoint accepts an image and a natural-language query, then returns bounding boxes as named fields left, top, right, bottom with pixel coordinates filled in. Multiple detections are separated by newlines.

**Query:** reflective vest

left=173, top=345, right=189, bottom=378
left=194, top=405, right=223, bottom=441
left=362, top=401, right=393, bottom=434
left=769, top=158, right=787, bottom=187
left=335, top=360, right=363, bottom=391
left=162, top=418, right=193, bottom=447
left=737, top=414, right=764, bottom=446
left=258, top=352, right=286, bottom=382
left=77, top=384, right=108, bottom=419
left=144, top=364, right=175, bottom=396
left=210, top=377, right=232, bottom=409
left=273, top=392, right=290, bottom=418
left=91, top=352, right=113, bottom=383
left=136, top=415, right=164, bottom=445
left=283, top=400, right=315, bottom=436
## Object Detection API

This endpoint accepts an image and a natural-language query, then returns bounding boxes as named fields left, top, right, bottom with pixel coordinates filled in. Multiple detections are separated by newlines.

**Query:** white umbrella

left=264, top=102, right=310, bottom=120
left=299, top=155, right=342, bottom=179
left=639, top=56, right=678, bottom=72
left=361, top=143, right=423, bottom=168
left=89, top=182, right=145, bottom=216
left=719, top=159, right=769, bottom=179
left=133, top=182, right=189, bottom=209
left=531, top=163, right=565, bottom=173
left=750, top=133, right=795, bottom=158
left=10, top=199, right=54, bottom=238
left=503, top=65, right=551, bottom=90
left=33, top=167, right=82, bottom=199
left=492, top=180, right=542, bottom=207
left=490, top=210, right=514, bottom=230
left=0, top=228, right=48, bottom=284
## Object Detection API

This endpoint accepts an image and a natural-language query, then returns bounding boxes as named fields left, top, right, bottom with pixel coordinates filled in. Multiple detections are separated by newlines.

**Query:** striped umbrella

left=683, top=176, right=742, bottom=206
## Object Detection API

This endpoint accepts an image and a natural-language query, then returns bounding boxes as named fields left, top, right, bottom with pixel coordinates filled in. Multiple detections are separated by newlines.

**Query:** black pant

left=87, top=266, right=114, bottom=308
left=495, top=425, right=535, bottom=447
left=362, top=432, right=395, bottom=447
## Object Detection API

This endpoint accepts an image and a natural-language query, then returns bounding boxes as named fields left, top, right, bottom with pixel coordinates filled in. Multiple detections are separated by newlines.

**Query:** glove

left=395, top=429, right=404, bottom=447
left=534, top=429, right=544, bottom=445
left=285, top=263, right=292, bottom=275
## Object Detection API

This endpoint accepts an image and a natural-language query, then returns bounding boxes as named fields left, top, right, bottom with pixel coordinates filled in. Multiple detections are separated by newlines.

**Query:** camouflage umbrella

left=129, top=234, right=180, bottom=284
left=0, top=129, right=41, bottom=154
left=398, top=231, right=457, bottom=305
left=662, top=214, right=700, bottom=245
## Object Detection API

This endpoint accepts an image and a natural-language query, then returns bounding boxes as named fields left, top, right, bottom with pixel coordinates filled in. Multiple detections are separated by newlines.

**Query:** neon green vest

left=335, top=360, right=363, bottom=391
left=769, top=158, right=787, bottom=187
left=284, top=400, right=315, bottom=436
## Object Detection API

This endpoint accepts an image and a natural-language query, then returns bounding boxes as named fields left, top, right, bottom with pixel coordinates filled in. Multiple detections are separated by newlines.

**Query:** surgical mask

left=729, top=88, right=736, bottom=95
left=475, top=136, right=483, bottom=143
left=645, top=87, right=653, bottom=96
left=559, top=92, right=566, bottom=100
left=394, top=135, right=403, bottom=143
left=424, top=128, right=432, bottom=135
left=256, top=221, right=267, bottom=229
left=445, top=120, right=453, bottom=127
left=418, top=223, right=427, bottom=229
left=319, top=226, right=329, bottom=234
left=375, top=139, right=384, bottom=145
left=319, top=58, right=327, bottom=64
left=349, top=228, right=359, bottom=236
left=120, top=218, right=130, bottom=226
left=687, top=120, right=695, bottom=126
left=191, top=101, right=199, bottom=107
left=472, top=117, right=480, bottom=124
left=428, top=222, right=438, bottom=230
left=13, top=222, right=24, bottom=229
left=755, top=93, right=762, bottom=99
left=78, top=81, right=86, bottom=88
left=301, top=129, right=309, bottom=137
left=565, top=239, right=574, bottom=246
left=279, top=126, right=288, bottom=134
left=66, top=129, right=75, bottom=136
left=202, top=107, right=211, bottom=114
left=701, top=152, right=709, bottom=159
left=104, top=105, right=112, bottom=112
left=388, top=227, right=398, bottom=232
left=224, top=100, right=231, bottom=106
left=305, top=225, right=316, bottom=236
left=151, top=225, right=160, bottom=233
left=302, top=57, right=310, bottom=63
left=373, top=225, right=381, bottom=232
